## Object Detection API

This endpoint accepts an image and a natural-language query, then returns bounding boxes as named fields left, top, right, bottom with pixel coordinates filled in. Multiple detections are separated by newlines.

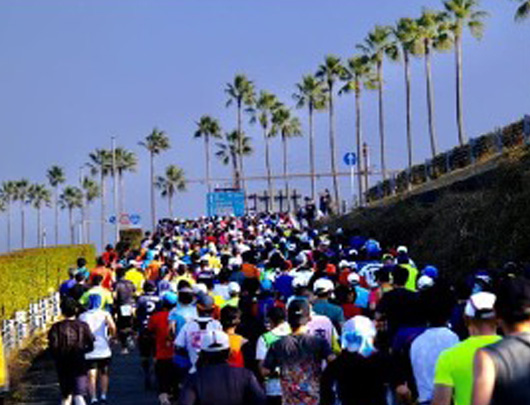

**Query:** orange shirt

left=89, top=266, right=114, bottom=290
left=241, top=263, right=260, bottom=279
left=227, top=333, right=245, bottom=368
left=146, top=260, right=163, bottom=282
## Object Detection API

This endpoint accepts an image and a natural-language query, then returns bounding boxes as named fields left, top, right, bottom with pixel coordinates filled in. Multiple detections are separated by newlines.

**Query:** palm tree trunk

left=237, top=101, right=243, bottom=191
left=150, top=152, right=156, bottom=230
left=21, top=203, right=25, bottom=249
left=54, top=186, right=59, bottom=245
left=6, top=202, right=11, bottom=252
left=355, top=83, right=363, bottom=207
left=377, top=61, right=387, bottom=181
left=100, top=174, right=106, bottom=247
left=205, top=136, right=211, bottom=193
left=455, top=32, right=466, bottom=146
left=168, top=194, right=174, bottom=219
left=119, top=171, right=125, bottom=217
left=404, top=51, right=413, bottom=185
left=282, top=134, right=290, bottom=213
left=309, top=104, right=316, bottom=201
left=264, top=128, right=273, bottom=212
left=425, top=43, right=438, bottom=158
left=329, top=83, right=340, bottom=213
left=86, top=202, right=91, bottom=243
left=37, top=207, right=42, bottom=247
left=69, top=207, right=74, bottom=244
left=231, top=150, right=238, bottom=189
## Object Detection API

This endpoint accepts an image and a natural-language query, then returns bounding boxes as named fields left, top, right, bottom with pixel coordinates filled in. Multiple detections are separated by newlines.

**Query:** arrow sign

left=343, top=152, right=357, bottom=166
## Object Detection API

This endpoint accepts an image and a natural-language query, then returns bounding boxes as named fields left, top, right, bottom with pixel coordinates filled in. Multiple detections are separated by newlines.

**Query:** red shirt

left=148, top=311, right=174, bottom=360
left=102, top=251, right=117, bottom=266
left=89, top=266, right=114, bottom=291
left=342, top=303, right=362, bottom=320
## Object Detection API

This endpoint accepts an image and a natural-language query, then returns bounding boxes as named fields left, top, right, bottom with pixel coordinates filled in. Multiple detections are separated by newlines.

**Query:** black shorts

left=155, top=359, right=175, bottom=394
left=86, top=357, right=111, bottom=371
left=56, top=364, right=88, bottom=398
left=138, top=332, right=155, bottom=358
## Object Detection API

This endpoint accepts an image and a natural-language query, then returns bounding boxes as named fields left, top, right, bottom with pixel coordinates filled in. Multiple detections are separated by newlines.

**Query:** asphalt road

left=8, top=347, right=159, bottom=405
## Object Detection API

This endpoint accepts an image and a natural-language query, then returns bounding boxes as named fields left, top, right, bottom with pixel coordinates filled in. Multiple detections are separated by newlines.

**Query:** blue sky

left=0, top=0, right=528, bottom=252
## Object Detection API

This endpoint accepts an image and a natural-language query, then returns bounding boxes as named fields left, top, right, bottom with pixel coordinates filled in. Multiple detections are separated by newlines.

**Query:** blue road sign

left=207, top=191, right=246, bottom=217
left=129, top=214, right=141, bottom=225
left=109, top=215, right=117, bottom=224
left=343, top=152, right=357, bottom=166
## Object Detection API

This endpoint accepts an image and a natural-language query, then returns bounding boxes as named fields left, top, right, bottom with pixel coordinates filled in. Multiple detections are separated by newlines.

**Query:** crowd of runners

left=49, top=212, right=530, bottom=405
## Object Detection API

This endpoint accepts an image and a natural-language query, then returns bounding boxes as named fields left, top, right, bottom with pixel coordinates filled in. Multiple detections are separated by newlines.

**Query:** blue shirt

left=354, top=286, right=370, bottom=309
left=313, top=299, right=344, bottom=328
left=274, top=274, right=294, bottom=299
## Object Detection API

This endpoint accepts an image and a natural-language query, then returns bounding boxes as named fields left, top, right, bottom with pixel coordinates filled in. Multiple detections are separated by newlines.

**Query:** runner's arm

left=471, top=349, right=496, bottom=405
left=106, top=312, right=117, bottom=336
left=431, top=384, right=453, bottom=405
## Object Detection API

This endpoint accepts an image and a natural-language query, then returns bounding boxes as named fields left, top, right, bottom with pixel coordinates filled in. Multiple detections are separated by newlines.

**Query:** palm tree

left=59, top=186, right=83, bottom=244
left=416, top=10, right=453, bottom=158
left=114, top=147, right=137, bottom=215
left=252, top=91, right=282, bottom=208
left=0, top=181, right=16, bottom=251
left=87, top=149, right=112, bottom=246
left=139, top=128, right=171, bottom=230
left=394, top=18, right=422, bottom=175
left=358, top=26, right=399, bottom=181
left=155, top=165, right=187, bottom=219
left=13, top=179, right=30, bottom=249
left=340, top=55, right=377, bottom=206
left=28, top=184, right=51, bottom=247
left=515, top=0, right=530, bottom=21
left=444, top=0, right=488, bottom=145
left=316, top=55, right=345, bottom=211
left=81, top=177, right=100, bottom=243
left=194, top=116, right=222, bottom=193
left=46, top=165, right=65, bottom=245
left=225, top=74, right=256, bottom=191
left=293, top=75, right=327, bottom=201
left=271, top=106, right=302, bottom=212
left=216, top=131, right=253, bottom=188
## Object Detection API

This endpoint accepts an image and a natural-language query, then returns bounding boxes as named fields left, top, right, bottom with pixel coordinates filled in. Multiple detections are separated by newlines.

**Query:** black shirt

left=178, top=363, right=265, bottom=405
left=376, top=287, right=420, bottom=338
left=48, top=319, right=94, bottom=374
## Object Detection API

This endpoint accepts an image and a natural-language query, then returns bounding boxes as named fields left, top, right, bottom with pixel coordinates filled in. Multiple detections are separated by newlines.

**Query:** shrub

left=0, top=245, right=96, bottom=321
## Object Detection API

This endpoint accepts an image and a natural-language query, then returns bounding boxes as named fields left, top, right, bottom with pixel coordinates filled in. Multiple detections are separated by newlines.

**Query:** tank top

left=79, top=309, right=111, bottom=360
left=227, top=334, right=245, bottom=368
left=484, top=333, right=530, bottom=405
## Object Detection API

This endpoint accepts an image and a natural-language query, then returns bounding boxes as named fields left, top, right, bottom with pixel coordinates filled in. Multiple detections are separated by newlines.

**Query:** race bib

left=120, top=304, right=133, bottom=317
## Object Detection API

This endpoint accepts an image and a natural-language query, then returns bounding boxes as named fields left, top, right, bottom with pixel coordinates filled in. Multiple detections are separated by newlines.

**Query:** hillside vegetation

left=333, top=147, right=530, bottom=280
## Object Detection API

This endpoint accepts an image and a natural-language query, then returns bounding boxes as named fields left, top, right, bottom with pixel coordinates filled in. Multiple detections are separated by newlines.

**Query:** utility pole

left=111, top=136, right=120, bottom=245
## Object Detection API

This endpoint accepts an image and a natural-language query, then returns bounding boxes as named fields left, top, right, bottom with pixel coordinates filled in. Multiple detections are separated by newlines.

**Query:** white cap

left=341, top=316, right=376, bottom=353
left=228, top=281, right=241, bottom=295
left=339, top=260, right=351, bottom=269
left=397, top=246, right=408, bottom=254
left=347, top=272, right=361, bottom=286
left=465, top=292, right=496, bottom=320
left=200, top=330, right=230, bottom=352
left=417, top=275, right=434, bottom=290
left=292, top=275, right=309, bottom=288
left=313, top=278, right=334, bottom=294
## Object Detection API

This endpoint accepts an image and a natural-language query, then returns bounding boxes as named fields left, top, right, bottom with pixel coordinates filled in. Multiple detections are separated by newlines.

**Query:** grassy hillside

left=332, top=147, right=530, bottom=281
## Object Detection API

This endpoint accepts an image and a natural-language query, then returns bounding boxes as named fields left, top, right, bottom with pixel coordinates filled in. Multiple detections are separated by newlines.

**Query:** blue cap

left=162, top=291, right=178, bottom=306
left=423, top=265, right=439, bottom=279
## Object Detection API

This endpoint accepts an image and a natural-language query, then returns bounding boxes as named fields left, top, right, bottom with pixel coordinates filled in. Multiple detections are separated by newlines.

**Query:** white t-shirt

left=175, top=317, right=222, bottom=373
left=213, top=284, right=230, bottom=301
left=307, top=314, right=338, bottom=348
left=79, top=309, right=111, bottom=360
left=410, top=327, right=459, bottom=403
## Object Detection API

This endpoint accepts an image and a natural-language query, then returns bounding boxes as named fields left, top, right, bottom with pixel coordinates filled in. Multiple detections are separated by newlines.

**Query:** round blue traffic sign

left=343, top=152, right=357, bottom=166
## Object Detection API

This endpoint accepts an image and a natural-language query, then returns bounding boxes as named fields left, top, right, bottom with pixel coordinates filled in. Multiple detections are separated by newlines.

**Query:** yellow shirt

left=125, top=269, right=145, bottom=295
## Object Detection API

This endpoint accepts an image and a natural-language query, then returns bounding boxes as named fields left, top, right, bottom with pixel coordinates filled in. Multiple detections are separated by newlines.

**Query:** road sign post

left=343, top=152, right=357, bottom=209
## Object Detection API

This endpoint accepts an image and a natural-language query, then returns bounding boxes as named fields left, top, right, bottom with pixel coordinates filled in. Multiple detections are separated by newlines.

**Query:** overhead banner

left=207, top=190, right=245, bottom=217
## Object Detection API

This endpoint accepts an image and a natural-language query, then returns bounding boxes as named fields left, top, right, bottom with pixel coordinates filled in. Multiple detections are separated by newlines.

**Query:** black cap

left=288, top=299, right=310, bottom=326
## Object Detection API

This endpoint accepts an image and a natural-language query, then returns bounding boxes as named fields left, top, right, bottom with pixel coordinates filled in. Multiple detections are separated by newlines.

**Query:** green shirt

left=434, top=335, right=501, bottom=405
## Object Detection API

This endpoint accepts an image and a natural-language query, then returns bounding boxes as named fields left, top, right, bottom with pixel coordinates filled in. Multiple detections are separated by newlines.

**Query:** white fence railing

left=1, top=292, right=61, bottom=357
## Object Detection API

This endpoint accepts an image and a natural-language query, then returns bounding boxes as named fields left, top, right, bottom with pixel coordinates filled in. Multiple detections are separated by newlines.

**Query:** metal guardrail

left=1, top=292, right=60, bottom=357
left=366, top=116, right=530, bottom=203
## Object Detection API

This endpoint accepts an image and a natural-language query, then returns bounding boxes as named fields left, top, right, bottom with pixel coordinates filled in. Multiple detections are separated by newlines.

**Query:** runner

left=178, top=330, right=266, bottom=405
left=79, top=294, right=117, bottom=405
left=262, top=299, right=334, bottom=405
left=113, top=267, right=136, bottom=354
left=48, top=298, right=94, bottom=405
